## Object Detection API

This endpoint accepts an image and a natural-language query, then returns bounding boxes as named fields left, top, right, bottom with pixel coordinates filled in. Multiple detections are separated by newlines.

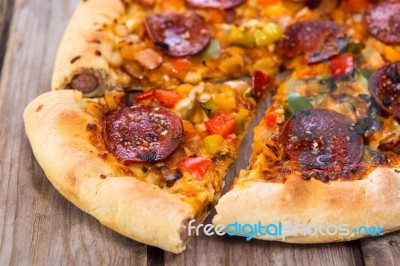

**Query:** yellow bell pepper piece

left=383, top=46, right=400, bottom=63
left=204, top=134, right=225, bottom=155
left=214, top=91, right=237, bottom=112
left=255, top=23, right=283, bottom=47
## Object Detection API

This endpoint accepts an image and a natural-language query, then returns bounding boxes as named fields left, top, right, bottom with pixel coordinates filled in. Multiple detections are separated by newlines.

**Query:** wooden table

left=0, top=0, right=399, bottom=265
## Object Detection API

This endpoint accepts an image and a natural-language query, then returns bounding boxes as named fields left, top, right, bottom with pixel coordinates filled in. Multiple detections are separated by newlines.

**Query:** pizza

left=214, top=0, right=400, bottom=242
left=24, top=78, right=268, bottom=253
left=24, top=0, right=400, bottom=254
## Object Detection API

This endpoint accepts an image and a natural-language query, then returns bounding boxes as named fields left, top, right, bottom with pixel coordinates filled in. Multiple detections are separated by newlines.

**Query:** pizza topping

left=263, top=106, right=279, bottom=128
left=133, top=48, right=163, bottom=70
left=285, top=94, right=313, bottom=115
left=145, top=12, right=211, bottom=57
left=369, top=62, right=400, bottom=121
left=103, top=105, right=183, bottom=163
left=251, top=70, right=274, bottom=99
left=280, top=20, right=346, bottom=64
left=160, top=166, right=184, bottom=185
left=200, top=39, right=221, bottom=60
left=205, top=111, right=236, bottom=138
left=135, top=90, right=182, bottom=108
left=186, top=0, right=244, bottom=10
left=364, top=0, right=400, bottom=45
left=254, top=23, right=283, bottom=47
left=155, top=90, right=183, bottom=108
left=70, top=73, right=98, bottom=93
left=135, top=91, right=155, bottom=101
left=204, top=134, right=225, bottom=155
left=177, top=156, right=212, bottom=180
left=329, top=54, right=354, bottom=76
left=281, top=109, right=364, bottom=170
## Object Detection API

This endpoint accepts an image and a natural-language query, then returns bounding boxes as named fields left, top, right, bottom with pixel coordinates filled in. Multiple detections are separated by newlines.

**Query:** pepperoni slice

left=186, top=0, right=244, bottom=9
left=369, top=62, right=400, bottom=121
left=364, top=1, right=400, bottom=45
left=280, top=20, right=346, bottom=64
left=103, top=105, right=183, bottom=163
left=145, top=12, right=211, bottom=57
left=281, top=109, right=364, bottom=169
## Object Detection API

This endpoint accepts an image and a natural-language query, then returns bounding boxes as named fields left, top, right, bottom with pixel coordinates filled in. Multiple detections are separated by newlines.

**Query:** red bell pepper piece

left=205, top=111, right=235, bottom=138
left=135, top=91, right=155, bottom=101
left=178, top=156, right=212, bottom=180
left=136, top=90, right=182, bottom=108
left=329, top=54, right=354, bottom=75
left=154, top=90, right=182, bottom=108
left=263, top=106, right=278, bottom=128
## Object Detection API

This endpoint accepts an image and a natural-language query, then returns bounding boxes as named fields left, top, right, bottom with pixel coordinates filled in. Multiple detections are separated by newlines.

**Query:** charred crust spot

left=89, top=39, right=101, bottom=44
left=100, top=174, right=107, bottom=179
left=70, top=56, right=81, bottom=64
left=95, top=50, right=102, bottom=56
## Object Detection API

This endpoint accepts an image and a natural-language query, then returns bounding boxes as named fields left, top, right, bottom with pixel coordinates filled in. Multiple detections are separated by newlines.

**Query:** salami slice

left=103, top=105, right=183, bottom=163
left=364, top=0, right=400, bottom=45
left=145, top=12, right=211, bottom=57
left=369, top=62, right=400, bottom=121
left=186, top=0, right=244, bottom=9
left=281, top=109, right=364, bottom=169
left=280, top=20, right=346, bottom=64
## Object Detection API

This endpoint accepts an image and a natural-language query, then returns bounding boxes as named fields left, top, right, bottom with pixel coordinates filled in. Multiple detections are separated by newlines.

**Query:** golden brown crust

left=23, top=90, right=195, bottom=253
left=213, top=169, right=400, bottom=243
left=52, top=0, right=125, bottom=97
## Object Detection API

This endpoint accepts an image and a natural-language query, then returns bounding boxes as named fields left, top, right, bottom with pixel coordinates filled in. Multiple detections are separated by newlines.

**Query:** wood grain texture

left=0, top=0, right=398, bottom=265
left=0, top=0, right=14, bottom=75
left=361, top=233, right=400, bottom=266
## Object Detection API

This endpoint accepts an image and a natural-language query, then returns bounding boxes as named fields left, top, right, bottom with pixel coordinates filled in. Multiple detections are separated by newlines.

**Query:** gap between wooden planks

left=0, top=0, right=398, bottom=265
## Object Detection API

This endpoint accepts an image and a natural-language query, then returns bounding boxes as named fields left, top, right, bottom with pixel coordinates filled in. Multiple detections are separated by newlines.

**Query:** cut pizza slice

left=24, top=77, right=273, bottom=253
left=213, top=58, right=400, bottom=242
left=213, top=1, right=400, bottom=241
left=52, top=0, right=335, bottom=97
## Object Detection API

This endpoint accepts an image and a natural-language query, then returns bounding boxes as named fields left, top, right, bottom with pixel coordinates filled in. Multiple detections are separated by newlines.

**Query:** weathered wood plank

left=0, top=0, right=14, bottom=74
left=361, top=232, right=400, bottom=266
left=0, top=0, right=147, bottom=265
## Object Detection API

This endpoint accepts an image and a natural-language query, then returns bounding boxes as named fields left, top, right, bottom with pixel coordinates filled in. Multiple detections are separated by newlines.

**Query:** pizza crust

left=213, top=169, right=400, bottom=243
left=23, top=90, right=195, bottom=253
left=52, top=0, right=124, bottom=97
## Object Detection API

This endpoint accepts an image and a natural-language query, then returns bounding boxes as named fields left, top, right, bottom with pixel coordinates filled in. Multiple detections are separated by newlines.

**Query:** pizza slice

left=24, top=77, right=274, bottom=253
left=52, top=0, right=327, bottom=96
left=213, top=2, right=400, bottom=242
left=213, top=67, right=400, bottom=242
